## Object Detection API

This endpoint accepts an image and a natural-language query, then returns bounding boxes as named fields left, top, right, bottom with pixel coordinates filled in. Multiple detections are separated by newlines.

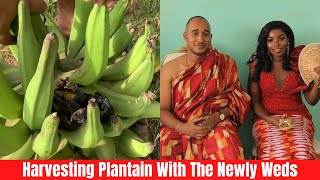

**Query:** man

left=56, top=0, right=117, bottom=38
left=0, top=0, right=47, bottom=45
left=160, top=16, right=251, bottom=160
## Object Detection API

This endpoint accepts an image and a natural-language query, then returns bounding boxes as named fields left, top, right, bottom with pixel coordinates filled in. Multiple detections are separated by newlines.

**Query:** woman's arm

left=248, top=67, right=279, bottom=126
left=303, top=82, right=320, bottom=106
left=303, top=67, right=320, bottom=105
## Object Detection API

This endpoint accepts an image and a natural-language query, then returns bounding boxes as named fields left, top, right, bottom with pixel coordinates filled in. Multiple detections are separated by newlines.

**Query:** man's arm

left=159, top=63, right=179, bottom=129
left=160, top=61, right=210, bottom=139
left=221, top=56, right=251, bottom=125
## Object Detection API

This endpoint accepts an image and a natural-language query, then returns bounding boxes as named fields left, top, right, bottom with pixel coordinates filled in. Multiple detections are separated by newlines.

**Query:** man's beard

left=189, top=47, right=209, bottom=56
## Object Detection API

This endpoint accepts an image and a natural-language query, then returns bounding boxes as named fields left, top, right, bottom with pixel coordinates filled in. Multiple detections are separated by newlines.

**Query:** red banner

left=0, top=160, right=318, bottom=179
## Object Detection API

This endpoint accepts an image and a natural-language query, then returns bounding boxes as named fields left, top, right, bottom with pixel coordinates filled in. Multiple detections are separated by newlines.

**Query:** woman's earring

left=287, top=43, right=290, bottom=58
left=268, top=52, right=273, bottom=61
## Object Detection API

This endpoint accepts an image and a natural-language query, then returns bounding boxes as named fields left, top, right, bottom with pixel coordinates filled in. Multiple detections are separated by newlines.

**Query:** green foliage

left=124, top=0, right=160, bottom=42
left=45, top=0, right=58, bottom=20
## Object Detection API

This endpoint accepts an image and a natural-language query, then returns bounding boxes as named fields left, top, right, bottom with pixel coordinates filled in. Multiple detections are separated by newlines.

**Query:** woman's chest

left=259, top=72, right=300, bottom=92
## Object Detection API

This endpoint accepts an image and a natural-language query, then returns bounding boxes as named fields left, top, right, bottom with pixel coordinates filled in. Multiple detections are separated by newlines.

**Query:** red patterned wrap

left=160, top=47, right=251, bottom=160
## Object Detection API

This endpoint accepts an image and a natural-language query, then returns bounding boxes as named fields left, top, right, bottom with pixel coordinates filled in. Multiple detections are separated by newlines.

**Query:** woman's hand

left=265, top=115, right=282, bottom=127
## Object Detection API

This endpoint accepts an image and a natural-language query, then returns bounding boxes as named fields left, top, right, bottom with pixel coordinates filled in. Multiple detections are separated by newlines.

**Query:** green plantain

left=59, top=98, right=104, bottom=148
left=23, top=32, right=58, bottom=130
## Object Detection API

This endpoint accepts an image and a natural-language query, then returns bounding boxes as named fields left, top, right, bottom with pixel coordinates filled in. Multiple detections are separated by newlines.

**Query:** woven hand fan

left=298, top=43, right=320, bottom=85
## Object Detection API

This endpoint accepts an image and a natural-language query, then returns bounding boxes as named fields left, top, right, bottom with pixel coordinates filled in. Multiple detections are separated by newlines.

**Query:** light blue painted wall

left=160, top=0, right=320, bottom=159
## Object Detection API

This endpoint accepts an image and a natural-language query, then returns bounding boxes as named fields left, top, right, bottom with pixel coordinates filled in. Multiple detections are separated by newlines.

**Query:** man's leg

left=56, top=0, right=118, bottom=38
left=0, top=0, right=46, bottom=45
left=203, top=120, right=244, bottom=160
left=160, top=126, right=183, bottom=160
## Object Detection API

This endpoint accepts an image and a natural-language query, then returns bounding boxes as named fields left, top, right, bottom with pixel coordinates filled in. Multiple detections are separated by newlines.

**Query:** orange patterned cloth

left=160, top=47, right=251, bottom=160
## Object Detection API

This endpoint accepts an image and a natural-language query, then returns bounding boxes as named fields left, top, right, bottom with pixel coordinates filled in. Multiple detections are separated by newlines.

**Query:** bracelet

left=315, top=81, right=320, bottom=88
left=176, top=123, right=182, bottom=131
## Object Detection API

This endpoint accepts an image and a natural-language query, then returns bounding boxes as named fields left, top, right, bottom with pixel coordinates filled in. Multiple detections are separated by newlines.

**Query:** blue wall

left=160, top=0, right=320, bottom=159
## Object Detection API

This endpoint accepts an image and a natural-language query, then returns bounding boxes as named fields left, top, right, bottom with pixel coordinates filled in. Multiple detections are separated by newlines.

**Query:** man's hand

left=0, top=0, right=47, bottom=45
left=178, top=114, right=221, bottom=140
left=28, top=0, right=47, bottom=13
left=57, top=0, right=118, bottom=38
left=84, top=0, right=117, bottom=9
left=0, top=0, right=118, bottom=45
left=192, top=113, right=220, bottom=129
left=178, top=120, right=211, bottom=139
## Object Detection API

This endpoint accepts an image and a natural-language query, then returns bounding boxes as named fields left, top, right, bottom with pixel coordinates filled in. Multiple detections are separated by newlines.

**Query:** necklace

left=185, top=55, right=190, bottom=67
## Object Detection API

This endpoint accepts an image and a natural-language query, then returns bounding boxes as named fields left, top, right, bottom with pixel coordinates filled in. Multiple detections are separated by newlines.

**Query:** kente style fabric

left=160, top=47, right=251, bottom=160
left=248, top=46, right=317, bottom=159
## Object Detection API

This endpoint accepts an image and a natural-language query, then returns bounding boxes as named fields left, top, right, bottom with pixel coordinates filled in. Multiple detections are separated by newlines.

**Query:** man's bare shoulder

left=161, top=55, right=186, bottom=77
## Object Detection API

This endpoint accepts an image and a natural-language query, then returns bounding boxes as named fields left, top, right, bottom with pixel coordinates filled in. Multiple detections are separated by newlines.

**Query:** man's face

left=184, top=18, right=212, bottom=56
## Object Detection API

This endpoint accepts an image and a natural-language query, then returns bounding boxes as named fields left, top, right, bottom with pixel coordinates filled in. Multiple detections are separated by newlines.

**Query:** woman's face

left=267, top=29, right=289, bottom=59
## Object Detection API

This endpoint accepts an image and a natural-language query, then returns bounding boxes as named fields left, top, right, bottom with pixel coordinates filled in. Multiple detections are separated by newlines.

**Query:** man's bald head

left=185, top=16, right=211, bottom=32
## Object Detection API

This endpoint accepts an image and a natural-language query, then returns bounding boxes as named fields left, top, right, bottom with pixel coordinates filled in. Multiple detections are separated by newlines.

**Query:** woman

left=247, top=21, right=320, bottom=160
